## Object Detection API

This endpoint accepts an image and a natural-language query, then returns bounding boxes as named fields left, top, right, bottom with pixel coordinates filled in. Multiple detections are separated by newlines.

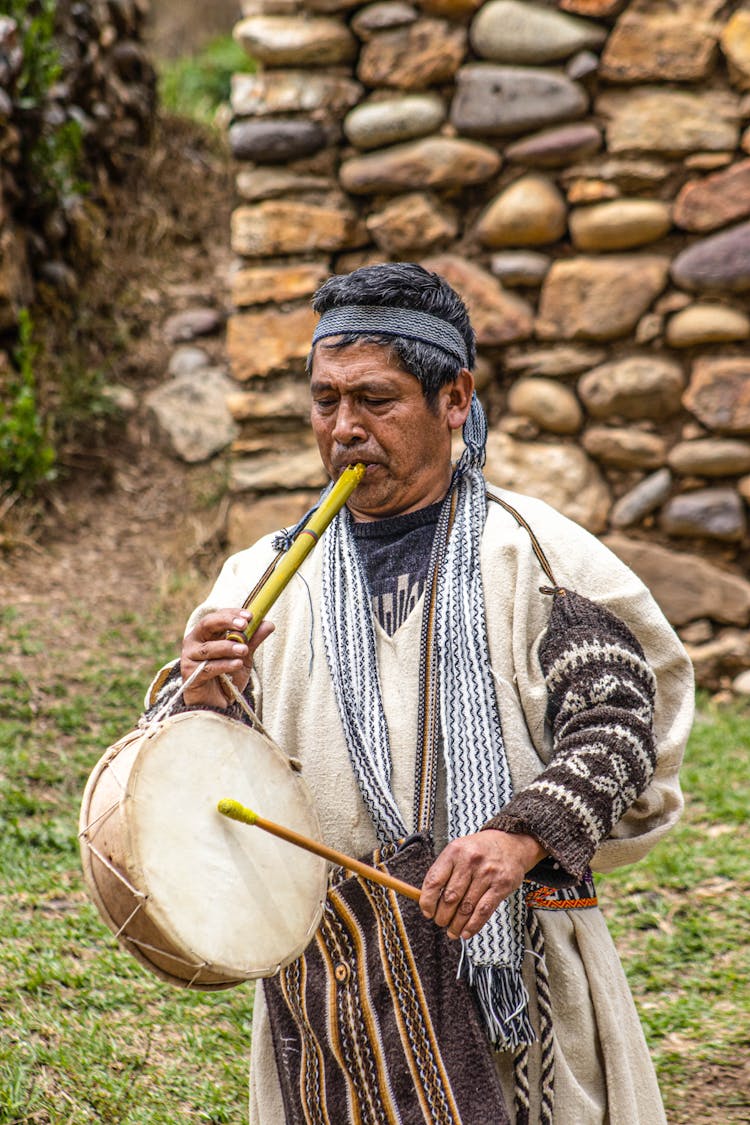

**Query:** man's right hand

left=180, top=609, right=274, bottom=710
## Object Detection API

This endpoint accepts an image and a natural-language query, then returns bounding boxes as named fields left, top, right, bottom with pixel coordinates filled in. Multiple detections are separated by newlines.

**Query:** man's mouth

left=335, top=459, right=383, bottom=474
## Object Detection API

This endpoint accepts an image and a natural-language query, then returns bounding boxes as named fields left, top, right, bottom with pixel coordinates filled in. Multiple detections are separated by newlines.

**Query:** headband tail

left=458, top=392, right=487, bottom=472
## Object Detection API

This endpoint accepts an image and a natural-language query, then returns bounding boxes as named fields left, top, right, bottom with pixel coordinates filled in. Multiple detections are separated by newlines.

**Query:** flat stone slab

left=660, top=488, right=747, bottom=543
left=231, top=447, right=328, bottom=492
left=536, top=255, right=669, bottom=341
left=505, top=122, right=601, bottom=167
left=582, top=426, right=667, bottom=469
left=231, top=261, right=330, bottom=307
left=229, top=118, right=327, bottom=163
left=231, top=70, right=362, bottom=116
left=673, top=159, right=750, bottom=233
left=451, top=64, right=588, bottom=137
left=490, top=251, right=551, bottom=287
left=339, top=136, right=501, bottom=194
left=145, top=369, right=239, bottom=463
left=600, top=7, right=720, bottom=82
left=668, top=439, right=750, bottom=477
left=682, top=357, right=750, bottom=435
left=578, top=354, right=685, bottom=420
left=484, top=430, right=611, bottom=532
left=236, top=169, right=334, bottom=202
left=671, top=220, right=750, bottom=293
left=366, top=192, right=457, bottom=254
left=423, top=253, right=534, bottom=345
left=603, top=534, right=750, bottom=626
left=469, top=0, right=605, bottom=64
left=597, top=87, right=740, bottom=156
left=503, top=344, right=606, bottom=376
left=721, top=10, right=750, bottom=90
left=344, top=93, right=445, bottom=150
left=227, top=378, right=311, bottom=421
left=227, top=306, right=318, bottom=380
left=357, top=19, right=466, bottom=88
left=351, top=2, right=419, bottom=40
left=232, top=200, right=366, bottom=257
left=234, top=15, right=357, bottom=65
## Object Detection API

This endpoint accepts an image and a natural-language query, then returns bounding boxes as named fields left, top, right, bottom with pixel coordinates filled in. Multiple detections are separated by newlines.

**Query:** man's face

left=310, top=339, right=473, bottom=522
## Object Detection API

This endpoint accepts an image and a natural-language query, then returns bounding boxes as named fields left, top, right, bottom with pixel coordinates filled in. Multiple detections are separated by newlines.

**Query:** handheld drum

left=79, top=464, right=366, bottom=989
left=79, top=712, right=328, bottom=988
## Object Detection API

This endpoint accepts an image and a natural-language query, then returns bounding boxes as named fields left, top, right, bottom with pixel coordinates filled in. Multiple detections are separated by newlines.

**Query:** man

left=147, top=263, right=693, bottom=1123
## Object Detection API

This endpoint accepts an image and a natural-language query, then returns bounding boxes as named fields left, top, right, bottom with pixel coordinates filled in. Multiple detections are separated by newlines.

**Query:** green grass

left=0, top=599, right=256, bottom=1124
left=598, top=695, right=750, bottom=1121
left=157, top=35, right=254, bottom=127
left=2, top=579, right=749, bottom=1122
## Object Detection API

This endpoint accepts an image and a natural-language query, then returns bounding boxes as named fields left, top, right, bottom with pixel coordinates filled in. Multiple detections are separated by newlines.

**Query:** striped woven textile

left=264, top=835, right=510, bottom=1125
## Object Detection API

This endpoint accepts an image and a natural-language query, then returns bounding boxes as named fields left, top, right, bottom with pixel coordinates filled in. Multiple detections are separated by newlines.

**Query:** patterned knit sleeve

left=483, top=587, right=657, bottom=881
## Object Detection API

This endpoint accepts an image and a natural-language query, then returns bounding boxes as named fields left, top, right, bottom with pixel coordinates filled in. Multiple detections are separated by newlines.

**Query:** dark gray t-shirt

left=351, top=501, right=442, bottom=635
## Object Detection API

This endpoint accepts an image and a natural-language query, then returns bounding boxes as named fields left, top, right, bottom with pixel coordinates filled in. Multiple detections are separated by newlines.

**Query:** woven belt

left=524, top=875, right=597, bottom=911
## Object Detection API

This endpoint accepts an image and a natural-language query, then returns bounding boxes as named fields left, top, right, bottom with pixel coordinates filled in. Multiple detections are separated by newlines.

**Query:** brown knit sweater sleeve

left=483, top=588, right=657, bottom=880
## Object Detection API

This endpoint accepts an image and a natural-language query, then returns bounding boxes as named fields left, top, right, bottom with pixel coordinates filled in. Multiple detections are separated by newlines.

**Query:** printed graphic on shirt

left=371, top=573, right=426, bottom=635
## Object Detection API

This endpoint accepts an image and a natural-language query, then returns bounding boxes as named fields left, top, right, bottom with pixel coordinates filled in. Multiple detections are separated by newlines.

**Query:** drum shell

left=79, top=712, right=328, bottom=990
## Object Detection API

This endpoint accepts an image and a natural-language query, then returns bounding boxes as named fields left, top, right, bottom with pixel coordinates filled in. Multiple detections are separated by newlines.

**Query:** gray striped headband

left=311, top=305, right=470, bottom=369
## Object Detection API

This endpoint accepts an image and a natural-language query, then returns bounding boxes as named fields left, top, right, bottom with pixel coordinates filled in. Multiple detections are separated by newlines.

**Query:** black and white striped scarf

left=319, top=394, right=534, bottom=1050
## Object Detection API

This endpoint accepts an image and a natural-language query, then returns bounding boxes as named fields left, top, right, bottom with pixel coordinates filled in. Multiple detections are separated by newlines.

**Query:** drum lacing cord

left=218, top=673, right=303, bottom=770
left=145, top=659, right=209, bottom=727
left=79, top=753, right=148, bottom=913
left=78, top=750, right=213, bottom=980
left=144, top=660, right=282, bottom=755
left=80, top=670, right=218, bottom=985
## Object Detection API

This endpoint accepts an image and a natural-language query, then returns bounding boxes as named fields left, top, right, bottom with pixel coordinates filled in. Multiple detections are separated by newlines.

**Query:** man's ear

left=446, top=368, right=475, bottom=431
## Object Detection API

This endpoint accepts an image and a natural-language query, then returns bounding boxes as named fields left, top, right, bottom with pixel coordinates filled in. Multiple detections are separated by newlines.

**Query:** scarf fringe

left=459, top=951, right=536, bottom=1051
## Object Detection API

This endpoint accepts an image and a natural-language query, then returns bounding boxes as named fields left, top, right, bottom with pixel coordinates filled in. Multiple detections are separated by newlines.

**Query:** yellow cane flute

left=217, top=798, right=422, bottom=903
left=226, top=462, right=366, bottom=645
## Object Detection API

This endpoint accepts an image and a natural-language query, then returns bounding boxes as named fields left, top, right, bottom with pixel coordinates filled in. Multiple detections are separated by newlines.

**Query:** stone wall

left=0, top=1, right=156, bottom=342
left=227, top=0, right=748, bottom=688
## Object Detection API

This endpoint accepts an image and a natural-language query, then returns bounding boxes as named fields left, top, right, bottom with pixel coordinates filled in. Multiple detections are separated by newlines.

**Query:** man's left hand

left=419, top=830, right=545, bottom=941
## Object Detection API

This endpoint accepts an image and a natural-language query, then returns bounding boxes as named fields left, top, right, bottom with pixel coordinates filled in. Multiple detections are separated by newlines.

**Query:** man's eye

left=313, top=398, right=336, bottom=409
left=364, top=397, right=390, bottom=407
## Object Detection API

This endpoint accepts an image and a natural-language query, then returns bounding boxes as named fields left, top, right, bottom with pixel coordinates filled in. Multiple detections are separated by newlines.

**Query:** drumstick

left=217, top=798, right=421, bottom=903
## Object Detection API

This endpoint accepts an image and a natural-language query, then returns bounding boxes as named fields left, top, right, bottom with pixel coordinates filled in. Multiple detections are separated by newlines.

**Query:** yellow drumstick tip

left=217, top=798, right=258, bottom=826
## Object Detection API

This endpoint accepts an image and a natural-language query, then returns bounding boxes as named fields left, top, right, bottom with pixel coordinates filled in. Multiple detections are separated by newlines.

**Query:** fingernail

left=232, top=644, right=247, bottom=655
left=232, top=618, right=247, bottom=628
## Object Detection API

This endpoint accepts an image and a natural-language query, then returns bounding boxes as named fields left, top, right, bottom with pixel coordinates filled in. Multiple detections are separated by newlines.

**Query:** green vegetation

left=7, top=0, right=86, bottom=215
left=158, top=34, right=254, bottom=126
left=598, top=693, right=750, bottom=1120
left=2, top=557, right=748, bottom=1125
left=0, top=595, right=256, bottom=1123
left=0, top=309, right=56, bottom=495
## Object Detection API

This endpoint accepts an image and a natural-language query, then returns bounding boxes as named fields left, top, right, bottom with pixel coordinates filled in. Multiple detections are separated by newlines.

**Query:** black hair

left=306, top=262, right=476, bottom=406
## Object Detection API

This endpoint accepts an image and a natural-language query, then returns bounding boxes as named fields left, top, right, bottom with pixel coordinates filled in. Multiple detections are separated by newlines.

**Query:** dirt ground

left=0, top=110, right=238, bottom=635
left=1, top=2, right=243, bottom=623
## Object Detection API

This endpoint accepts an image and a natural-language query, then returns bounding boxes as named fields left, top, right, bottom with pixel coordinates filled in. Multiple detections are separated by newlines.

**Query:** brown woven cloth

left=264, top=834, right=510, bottom=1125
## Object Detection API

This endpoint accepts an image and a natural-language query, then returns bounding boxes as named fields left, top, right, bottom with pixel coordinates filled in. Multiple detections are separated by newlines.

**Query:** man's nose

left=332, top=400, right=366, bottom=445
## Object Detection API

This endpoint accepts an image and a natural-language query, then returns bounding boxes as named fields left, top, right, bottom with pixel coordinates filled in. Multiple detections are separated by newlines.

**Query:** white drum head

left=124, top=712, right=327, bottom=979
